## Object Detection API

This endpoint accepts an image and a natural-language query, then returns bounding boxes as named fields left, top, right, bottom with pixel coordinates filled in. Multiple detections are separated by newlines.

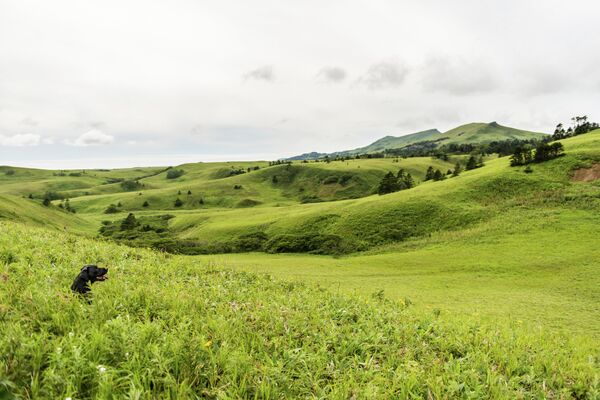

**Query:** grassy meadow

left=1, top=129, right=600, bottom=397
left=1, top=222, right=599, bottom=398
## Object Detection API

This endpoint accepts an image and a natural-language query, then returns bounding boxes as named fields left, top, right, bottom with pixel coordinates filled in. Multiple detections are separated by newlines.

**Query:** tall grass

left=1, top=222, right=598, bottom=398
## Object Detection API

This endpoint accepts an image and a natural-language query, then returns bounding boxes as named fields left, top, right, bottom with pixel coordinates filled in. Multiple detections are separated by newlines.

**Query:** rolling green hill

left=290, top=122, right=548, bottom=160
left=1, top=130, right=599, bottom=397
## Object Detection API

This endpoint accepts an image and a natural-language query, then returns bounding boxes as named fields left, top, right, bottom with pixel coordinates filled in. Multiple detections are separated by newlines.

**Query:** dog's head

left=80, top=264, right=109, bottom=283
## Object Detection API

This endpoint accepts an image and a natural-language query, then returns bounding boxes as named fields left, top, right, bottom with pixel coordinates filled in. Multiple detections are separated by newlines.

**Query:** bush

left=234, top=232, right=269, bottom=252
left=104, top=204, right=119, bottom=214
left=120, top=180, right=142, bottom=191
left=4, top=169, right=15, bottom=176
left=166, top=169, right=184, bottom=179
left=264, top=233, right=356, bottom=255
left=174, top=198, right=184, bottom=207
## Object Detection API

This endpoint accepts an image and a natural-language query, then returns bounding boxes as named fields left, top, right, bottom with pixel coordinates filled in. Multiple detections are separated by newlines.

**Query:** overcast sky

left=1, top=0, right=599, bottom=168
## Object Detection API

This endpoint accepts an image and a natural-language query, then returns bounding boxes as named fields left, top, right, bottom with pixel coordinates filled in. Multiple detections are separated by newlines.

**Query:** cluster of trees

left=377, top=169, right=415, bottom=195
left=423, top=158, right=476, bottom=182
left=465, top=155, right=485, bottom=170
left=268, top=160, right=292, bottom=166
left=510, top=142, right=564, bottom=166
left=120, top=180, right=144, bottom=191
left=229, top=166, right=261, bottom=176
left=57, top=199, right=76, bottom=213
left=552, top=116, right=599, bottom=140
left=424, top=166, right=449, bottom=181
left=384, top=139, right=541, bottom=159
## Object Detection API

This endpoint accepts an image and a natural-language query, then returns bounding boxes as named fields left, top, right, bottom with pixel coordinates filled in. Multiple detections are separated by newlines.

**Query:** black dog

left=71, top=264, right=109, bottom=295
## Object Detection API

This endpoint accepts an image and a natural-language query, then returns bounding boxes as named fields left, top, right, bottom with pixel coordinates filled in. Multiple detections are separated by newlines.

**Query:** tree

left=433, top=169, right=445, bottom=181
left=425, top=166, right=435, bottom=181
left=534, top=142, right=564, bottom=163
left=117, top=202, right=122, bottom=207
left=142, top=201, right=149, bottom=207
left=199, top=198, right=204, bottom=205
left=174, top=198, right=183, bottom=207
left=120, top=213, right=138, bottom=230
left=177, top=190, right=182, bottom=195
left=187, top=190, right=192, bottom=195
left=28, top=194, right=33, bottom=199
left=272, top=175, right=278, bottom=184
left=377, top=172, right=399, bottom=195
left=465, top=155, right=483, bottom=170
left=452, top=162, right=462, bottom=177
left=42, top=197, right=51, bottom=207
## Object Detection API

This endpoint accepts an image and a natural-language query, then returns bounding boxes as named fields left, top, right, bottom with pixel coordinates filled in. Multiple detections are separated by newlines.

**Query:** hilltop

left=289, top=122, right=547, bottom=160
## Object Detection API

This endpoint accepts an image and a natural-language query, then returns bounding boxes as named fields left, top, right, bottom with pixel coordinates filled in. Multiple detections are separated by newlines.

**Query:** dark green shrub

left=166, top=169, right=184, bottom=179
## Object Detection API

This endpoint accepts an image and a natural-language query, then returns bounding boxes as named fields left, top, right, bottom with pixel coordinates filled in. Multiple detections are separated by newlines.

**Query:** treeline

left=552, top=116, right=599, bottom=140
left=377, top=155, right=484, bottom=194
left=292, top=137, right=545, bottom=163
left=510, top=142, right=564, bottom=166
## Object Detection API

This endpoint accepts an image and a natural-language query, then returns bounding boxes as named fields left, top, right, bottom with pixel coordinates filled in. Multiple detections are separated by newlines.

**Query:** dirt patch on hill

left=572, top=164, right=600, bottom=182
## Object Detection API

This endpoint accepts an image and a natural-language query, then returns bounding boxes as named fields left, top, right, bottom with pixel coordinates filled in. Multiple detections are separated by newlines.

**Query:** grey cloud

left=243, top=65, right=275, bottom=82
left=421, top=56, right=497, bottom=95
left=317, top=67, right=347, bottom=83
left=517, top=68, right=572, bottom=97
left=358, top=61, right=409, bottom=90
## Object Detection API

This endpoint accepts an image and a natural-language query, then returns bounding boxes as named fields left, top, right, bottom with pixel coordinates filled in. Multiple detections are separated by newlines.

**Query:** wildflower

left=204, top=340, right=212, bottom=348
left=97, top=365, right=106, bottom=373
left=66, top=397, right=72, bottom=400
left=68, top=332, right=74, bottom=338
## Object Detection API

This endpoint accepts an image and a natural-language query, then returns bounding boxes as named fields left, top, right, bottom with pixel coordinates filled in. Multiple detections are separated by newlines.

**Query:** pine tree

left=433, top=169, right=445, bottom=181
left=452, top=162, right=462, bottom=177
left=425, top=166, right=435, bottom=180
left=377, top=172, right=399, bottom=195
left=120, top=213, right=138, bottom=230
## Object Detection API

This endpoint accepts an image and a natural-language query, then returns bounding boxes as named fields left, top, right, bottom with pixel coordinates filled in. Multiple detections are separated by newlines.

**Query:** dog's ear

left=79, top=266, right=91, bottom=280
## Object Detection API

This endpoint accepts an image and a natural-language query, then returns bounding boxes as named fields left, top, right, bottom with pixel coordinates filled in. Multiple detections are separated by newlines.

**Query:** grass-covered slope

left=1, top=222, right=598, bottom=398
left=0, top=195, right=95, bottom=234
left=441, top=122, right=546, bottom=144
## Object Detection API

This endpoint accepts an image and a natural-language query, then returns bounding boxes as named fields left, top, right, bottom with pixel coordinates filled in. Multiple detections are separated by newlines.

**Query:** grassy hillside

left=0, top=195, right=95, bottom=234
left=441, top=122, right=546, bottom=144
left=88, top=130, right=596, bottom=256
left=1, top=222, right=598, bottom=398
left=61, top=157, right=454, bottom=215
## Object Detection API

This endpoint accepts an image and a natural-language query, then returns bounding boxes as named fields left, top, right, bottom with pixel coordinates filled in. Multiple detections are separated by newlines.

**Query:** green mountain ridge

left=289, top=122, right=548, bottom=160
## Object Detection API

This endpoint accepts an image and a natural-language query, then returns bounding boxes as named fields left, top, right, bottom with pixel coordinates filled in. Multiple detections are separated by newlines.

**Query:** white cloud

left=357, top=61, right=409, bottom=90
left=69, top=129, right=114, bottom=147
left=0, top=133, right=41, bottom=147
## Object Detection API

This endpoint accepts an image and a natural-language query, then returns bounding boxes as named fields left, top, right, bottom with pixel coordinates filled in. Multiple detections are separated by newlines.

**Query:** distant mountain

left=288, top=122, right=548, bottom=160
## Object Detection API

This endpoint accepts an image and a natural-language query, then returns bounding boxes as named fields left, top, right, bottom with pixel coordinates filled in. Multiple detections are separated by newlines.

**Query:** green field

left=1, top=129, right=600, bottom=397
